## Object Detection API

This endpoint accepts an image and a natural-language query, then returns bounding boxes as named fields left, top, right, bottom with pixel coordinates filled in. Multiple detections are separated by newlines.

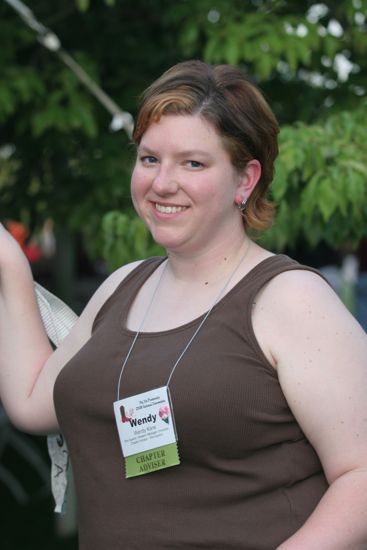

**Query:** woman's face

left=131, top=114, right=249, bottom=255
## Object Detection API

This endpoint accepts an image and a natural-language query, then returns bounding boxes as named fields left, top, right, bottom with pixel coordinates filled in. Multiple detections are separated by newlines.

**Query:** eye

left=140, top=155, right=158, bottom=165
left=185, top=160, right=204, bottom=169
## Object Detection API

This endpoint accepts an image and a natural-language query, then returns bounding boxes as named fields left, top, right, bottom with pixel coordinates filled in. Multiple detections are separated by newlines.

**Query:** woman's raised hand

left=0, top=222, right=29, bottom=274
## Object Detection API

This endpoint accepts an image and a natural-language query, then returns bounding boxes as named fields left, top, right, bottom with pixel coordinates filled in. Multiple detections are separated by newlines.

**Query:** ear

left=234, top=159, right=261, bottom=207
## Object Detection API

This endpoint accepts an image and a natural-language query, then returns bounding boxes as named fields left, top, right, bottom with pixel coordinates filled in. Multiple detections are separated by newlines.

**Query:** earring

left=237, top=196, right=247, bottom=211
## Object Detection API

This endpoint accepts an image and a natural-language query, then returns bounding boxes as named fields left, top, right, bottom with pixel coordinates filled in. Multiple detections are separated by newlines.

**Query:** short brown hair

left=133, top=60, right=279, bottom=231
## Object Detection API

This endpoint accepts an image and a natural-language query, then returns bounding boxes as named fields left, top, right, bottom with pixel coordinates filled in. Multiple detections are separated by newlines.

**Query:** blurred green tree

left=171, top=0, right=367, bottom=251
left=0, top=0, right=366, bottom=272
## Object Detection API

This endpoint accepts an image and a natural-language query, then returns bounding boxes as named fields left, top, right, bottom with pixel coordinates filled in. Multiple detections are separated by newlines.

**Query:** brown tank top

left=54, top=255, right=328, bottom=549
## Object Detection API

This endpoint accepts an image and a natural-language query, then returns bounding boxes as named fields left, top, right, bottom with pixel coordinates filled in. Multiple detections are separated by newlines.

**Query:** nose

left=151, top=166, right=179, bottom=195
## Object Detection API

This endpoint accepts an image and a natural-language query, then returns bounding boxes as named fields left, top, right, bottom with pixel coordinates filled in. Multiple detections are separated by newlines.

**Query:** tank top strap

left=242, top=254, right=328, bottom=305
left=123, top=256, right=167, bottom=292
left=239, top=254, right=329, bottom=361
left=93, top=256, right=166, bottom=332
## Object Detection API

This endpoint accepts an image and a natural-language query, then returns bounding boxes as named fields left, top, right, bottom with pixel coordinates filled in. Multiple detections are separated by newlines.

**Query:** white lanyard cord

left=166, top=245, right=250, bottom=387
left=116, top=242, right=251, bottom=400
left=116, top=259, right=168, bottom=401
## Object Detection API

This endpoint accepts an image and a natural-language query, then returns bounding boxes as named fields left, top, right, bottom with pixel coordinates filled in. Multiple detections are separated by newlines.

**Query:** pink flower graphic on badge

left=159, top=405, right=170, bottom=424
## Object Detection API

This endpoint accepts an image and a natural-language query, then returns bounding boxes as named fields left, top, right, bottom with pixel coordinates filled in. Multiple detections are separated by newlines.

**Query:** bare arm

left=253, top=269, right=367, bottom=549
left=0, top=223, right=141, bottom=434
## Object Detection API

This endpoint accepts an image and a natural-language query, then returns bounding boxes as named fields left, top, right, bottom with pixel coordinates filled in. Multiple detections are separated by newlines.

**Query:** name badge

left=113, top=386, right=180, bottom=478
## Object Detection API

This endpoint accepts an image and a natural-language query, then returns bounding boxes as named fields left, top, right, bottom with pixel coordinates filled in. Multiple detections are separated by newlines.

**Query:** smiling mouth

left=155, top=203, right=187, bottom=214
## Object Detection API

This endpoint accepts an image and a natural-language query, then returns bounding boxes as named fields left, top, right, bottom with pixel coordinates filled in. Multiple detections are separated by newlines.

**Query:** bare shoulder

left=255, top=267, right=350, bottom=323
left=260, top=266, right=332, bottom=296
left=252, top=266, right=366, bottom=369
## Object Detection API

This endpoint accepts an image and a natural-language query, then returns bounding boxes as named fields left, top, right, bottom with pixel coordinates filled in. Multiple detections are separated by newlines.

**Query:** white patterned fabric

left=34, top=282, right=78, bottom=513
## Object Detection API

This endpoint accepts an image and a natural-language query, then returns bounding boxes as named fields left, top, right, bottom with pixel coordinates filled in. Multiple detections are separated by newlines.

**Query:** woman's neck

left=164, top=233, right=253, bottom=286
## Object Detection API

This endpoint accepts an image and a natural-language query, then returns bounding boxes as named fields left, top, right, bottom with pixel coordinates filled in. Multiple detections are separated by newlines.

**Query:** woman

left=1, top=60, right=367, bottom=549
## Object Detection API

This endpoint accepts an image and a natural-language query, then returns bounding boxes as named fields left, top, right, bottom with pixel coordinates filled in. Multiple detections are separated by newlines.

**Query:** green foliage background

left=0, top=0, right=366, bottom=270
